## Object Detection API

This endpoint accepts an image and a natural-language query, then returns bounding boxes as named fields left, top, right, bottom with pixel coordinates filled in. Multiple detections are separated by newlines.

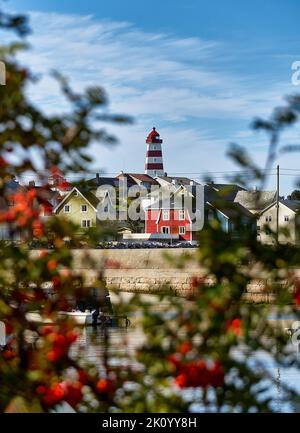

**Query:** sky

left=4, top=0, right=300, bottom=194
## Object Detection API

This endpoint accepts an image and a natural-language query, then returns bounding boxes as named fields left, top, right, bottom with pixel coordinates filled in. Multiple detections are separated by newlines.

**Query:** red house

left=145, top=206, right=196, bottom=242
left=145, top=209, right=196, bottom=242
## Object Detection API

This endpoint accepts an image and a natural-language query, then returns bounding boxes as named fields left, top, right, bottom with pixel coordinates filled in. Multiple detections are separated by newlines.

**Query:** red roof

left=146, top=127, right=162, bottom=143
left=50, top=166, right=63, bottom=176
left=57, top=180, right=70, bottom=191
left=48, top=166, right=70, bottom=190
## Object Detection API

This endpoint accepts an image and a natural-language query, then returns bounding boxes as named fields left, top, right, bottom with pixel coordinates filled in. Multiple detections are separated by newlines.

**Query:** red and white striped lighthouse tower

left=145, top=127, right=165, bottom=177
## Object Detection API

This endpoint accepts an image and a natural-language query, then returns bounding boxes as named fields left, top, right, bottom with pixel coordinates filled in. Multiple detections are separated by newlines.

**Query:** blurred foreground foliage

left=1, top=6, right=300, bottom=413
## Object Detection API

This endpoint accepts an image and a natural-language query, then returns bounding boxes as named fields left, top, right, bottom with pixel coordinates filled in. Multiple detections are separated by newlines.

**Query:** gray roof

left=79, top=189, right=100, bottom=208
left=205, top=183, right=245, bottom=202
left=54, top=187, right=99, bottom=212
left=259, top=199, right=300, bottom=214
left=86, top=176, right=118, bottom=188
left=118, top=173, right=159, bottom=185
left=4, top=178, right=27, bottom=196
left=234, top=190, right=277, bottom=210
left=281, top=199, right=300, bottom=212
left=207, top=201, right=255, bottom=219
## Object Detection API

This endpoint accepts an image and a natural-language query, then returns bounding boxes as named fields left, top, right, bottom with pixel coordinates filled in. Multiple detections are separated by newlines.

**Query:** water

left=70, top=293, right=300, bottom=413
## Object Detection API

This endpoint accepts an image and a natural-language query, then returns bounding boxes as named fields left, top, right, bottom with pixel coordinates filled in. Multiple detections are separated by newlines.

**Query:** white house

left=257, top=200, right=300, bottom=244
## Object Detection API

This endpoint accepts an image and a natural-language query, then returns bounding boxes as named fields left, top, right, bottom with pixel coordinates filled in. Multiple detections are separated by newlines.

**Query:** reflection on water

left=70, top=324, right=145, bottom=370
left=70, top=293, right=300, bottom=413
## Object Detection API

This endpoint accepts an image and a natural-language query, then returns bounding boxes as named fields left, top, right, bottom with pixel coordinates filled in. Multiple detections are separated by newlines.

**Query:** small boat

left=58, top=310, right=94, bottom=326
left=26, top=310, right=92, bottom=326
left=25, top=310, right=131, bottom=328
left=25, top=312, right=53, bottom=324
left=59, top=311, right=131, bottom=328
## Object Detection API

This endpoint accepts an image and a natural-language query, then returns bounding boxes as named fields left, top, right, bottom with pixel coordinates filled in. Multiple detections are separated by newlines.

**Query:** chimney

left=171, top=179, right=177, bottom=185
left=96, top=173, right=100, bottom=184
left=190, top=180, right=194, bottom=186
left=253, top=186, right=258, bottom=192
left=29, top=180, right=35, bottom=187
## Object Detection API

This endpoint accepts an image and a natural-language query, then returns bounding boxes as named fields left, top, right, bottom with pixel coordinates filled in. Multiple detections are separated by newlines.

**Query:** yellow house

left=53, top=187, right=99, bottom=229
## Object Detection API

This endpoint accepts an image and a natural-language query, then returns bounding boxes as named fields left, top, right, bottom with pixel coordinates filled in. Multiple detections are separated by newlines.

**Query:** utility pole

left=276, top=165, right=280, bottom=243
left=0, top=61, right=5, bottom=85
left=170, top=211, right=173, bottom=246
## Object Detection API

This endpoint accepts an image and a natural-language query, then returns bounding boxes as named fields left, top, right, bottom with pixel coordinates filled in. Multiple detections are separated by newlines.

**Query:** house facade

left=145, top=207, right=195, bottom=242
left=53, top=187, right=99, bottom=229
left=142, top=183, right=203, bottom=243
left=257, top=200, right=300, bottom=244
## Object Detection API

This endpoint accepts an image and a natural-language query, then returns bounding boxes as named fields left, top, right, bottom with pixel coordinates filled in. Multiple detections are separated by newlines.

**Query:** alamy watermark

left=95, top=180, right=205, bottom=231
left=291, top=61, right=300, bottom=86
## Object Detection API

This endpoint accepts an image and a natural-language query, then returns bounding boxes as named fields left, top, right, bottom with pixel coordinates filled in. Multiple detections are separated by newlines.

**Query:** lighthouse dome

left=146, top=127, right=162, bottom=144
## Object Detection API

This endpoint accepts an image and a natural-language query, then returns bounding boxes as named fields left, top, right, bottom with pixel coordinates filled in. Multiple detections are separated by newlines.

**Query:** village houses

left=0, top=128, right=299, bottom=245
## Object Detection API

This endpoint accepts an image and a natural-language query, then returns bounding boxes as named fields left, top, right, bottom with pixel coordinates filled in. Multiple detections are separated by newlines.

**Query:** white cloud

left=9, top=10, right=300, bottom=193
left=19, top=10, right=287, bottom=121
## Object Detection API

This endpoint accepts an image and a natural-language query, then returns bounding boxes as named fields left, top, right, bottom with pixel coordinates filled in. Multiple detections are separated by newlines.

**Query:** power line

left=15, top=168, right=300, bottom=184
left=17, top=169, right=278, bottom=176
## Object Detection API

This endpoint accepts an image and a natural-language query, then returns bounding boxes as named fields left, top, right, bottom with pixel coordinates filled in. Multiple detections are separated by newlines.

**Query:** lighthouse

left=145, top=127, right=165, bottom=177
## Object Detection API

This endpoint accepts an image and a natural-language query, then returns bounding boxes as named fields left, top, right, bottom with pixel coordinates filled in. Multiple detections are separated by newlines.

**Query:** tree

left=290, top=189, right=300, bottom=200
left=0, top=7, right=130, bottom=412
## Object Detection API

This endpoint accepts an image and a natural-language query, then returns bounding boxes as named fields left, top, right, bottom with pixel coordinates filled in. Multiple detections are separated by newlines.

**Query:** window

left=162, top=210, right=169, bottom=221
left=64, top=205, right=70, bottom=213
left=161, top=226, right=170, bottom=234
left=265, top=215, right=272, bottom=222
left=284, top=215, right=289, bottom=222
left=74, top=190, right=78, bottom=197
left=179, top=210, right=185, bottom=220
left=81, top=204, right=87, bottom=213
left=179, top=226, right=186, bottom=235
left=81, top=220, right=91, bottom=228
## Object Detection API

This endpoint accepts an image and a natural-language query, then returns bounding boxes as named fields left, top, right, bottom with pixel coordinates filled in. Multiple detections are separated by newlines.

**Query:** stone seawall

left=60, top=249, right=284, bottom=303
